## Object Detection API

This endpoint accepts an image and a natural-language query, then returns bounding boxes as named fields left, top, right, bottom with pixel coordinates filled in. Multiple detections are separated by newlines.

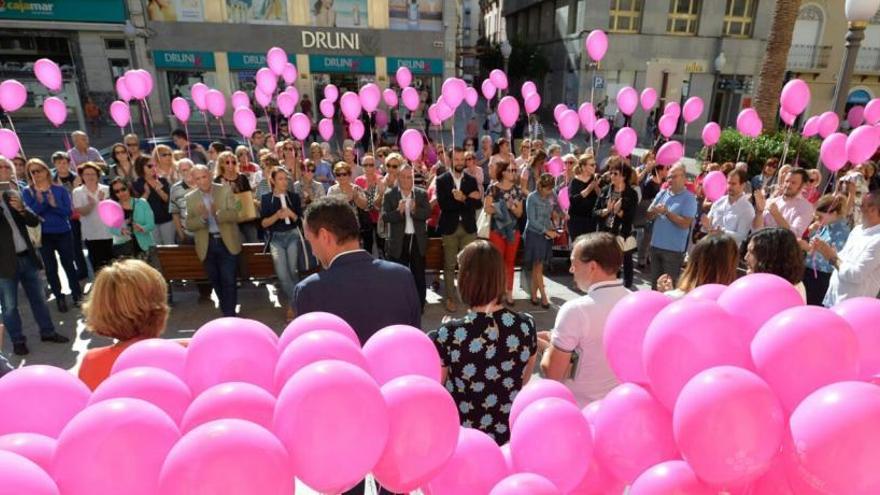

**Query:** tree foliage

left=703, top=128, right=820, bottom=177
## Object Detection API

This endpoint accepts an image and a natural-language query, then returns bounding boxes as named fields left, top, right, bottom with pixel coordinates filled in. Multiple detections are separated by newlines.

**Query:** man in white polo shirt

left=540, top=232, right=630, bottom=406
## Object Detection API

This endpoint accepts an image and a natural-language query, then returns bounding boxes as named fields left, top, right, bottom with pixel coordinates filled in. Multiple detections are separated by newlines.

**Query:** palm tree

left=753, top=0, right=803, bottom=133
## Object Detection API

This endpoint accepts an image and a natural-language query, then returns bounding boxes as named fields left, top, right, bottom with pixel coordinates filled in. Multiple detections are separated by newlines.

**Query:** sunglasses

left=336, top=172, right=350, bottom=177
left=29, top=168, right=47, bottom=174
left=386, top=163, right=399, bottom=169
left=283, top=146, right=294, bottom=151
left=224, top=160, right=236, bottom=164
left=126, top=143, right=138, bottom=147
left=466, top=158, right=475, bottom=161
left=115, top=149, right=127, bottom=154
left=364, top=163, right=375, bottom=167
left=610, top=171, right=620, bottom=176
left=302, top=167, right=316, bottom=173
left=159, top=153, right=172, bottom=158
left=113, top=187, right=128, bottom=193
left=145, top=164, right=154, bottom=168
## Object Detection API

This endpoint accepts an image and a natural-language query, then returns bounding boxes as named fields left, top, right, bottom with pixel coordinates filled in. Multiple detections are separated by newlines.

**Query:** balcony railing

left=787, top=44, right=831, bottom=71
left=856, top=47, right=880, bottom=73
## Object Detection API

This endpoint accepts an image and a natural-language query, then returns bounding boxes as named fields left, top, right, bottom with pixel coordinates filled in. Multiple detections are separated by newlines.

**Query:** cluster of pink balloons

left=598, top=273, right=880, bottom=493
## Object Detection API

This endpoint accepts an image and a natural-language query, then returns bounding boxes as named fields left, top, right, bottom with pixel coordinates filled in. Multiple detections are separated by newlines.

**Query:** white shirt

left=707, top=193, right=755, bottom=245
left=824, top=223, right=880, bottom=307
left=277, top=193, right=291, bottom=225
left=550, top=280, right=631, bottom=407
left=327, top=249, right=367, bottom=269
left=401, top=190, right=414, bottom=235
left=451, top=171, right=463, bottom=191
left=72, top=184, right=112, bottom=241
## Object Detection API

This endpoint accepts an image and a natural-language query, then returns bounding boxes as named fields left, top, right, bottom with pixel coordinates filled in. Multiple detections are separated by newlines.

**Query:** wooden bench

left=156, top=243, right=276, bottom=283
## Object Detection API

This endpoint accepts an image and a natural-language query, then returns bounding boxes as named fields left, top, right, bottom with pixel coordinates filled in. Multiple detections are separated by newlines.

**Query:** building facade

left=457, top=0, right=481, bottom=82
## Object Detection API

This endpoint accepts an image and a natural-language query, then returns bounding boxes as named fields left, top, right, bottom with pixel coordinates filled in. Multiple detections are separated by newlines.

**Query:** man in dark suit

left=436, top=147, right=482, bottom=312
left=382, top=163, right=431, bottom=310
left=294, top=196, right=421, bottom=343
left=0, top=181, right=68, bottom=356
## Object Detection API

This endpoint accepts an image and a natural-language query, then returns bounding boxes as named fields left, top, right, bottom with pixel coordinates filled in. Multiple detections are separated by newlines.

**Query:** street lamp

left=831, top=0, right=880, bottom=115
left=500, top=39, right=512, bottom=80
left=123, top=20, right=140, bottom=70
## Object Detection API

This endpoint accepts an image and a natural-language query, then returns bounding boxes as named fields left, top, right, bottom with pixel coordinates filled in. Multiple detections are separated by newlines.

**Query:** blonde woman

left=215, top=150, right=259, bottom=243
left=151, top=144, right=179, bottom=183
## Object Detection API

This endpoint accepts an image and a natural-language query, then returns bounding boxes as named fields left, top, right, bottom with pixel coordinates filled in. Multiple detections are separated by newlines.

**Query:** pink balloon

left=616, top=86, right=639, bottom=116
left=481, top=79, right=497, bottom=100
left=510, top=398, right=592, bottom=492
left=0, top=433, right=56, bottom=473
left=115, top=76, right=132, bottom=102
left=0, top=365, right=90, bottom=438
left=490, top=473, right=561, bottom=495
left=586, top=29, right=608, bottom=62
left=702, top=170, right=728, bottom=201
left=522, top=81, right=537, bottom=97
left=400, top=128, right=424, bottom=161
left=640, top=88, right=658, bottom=111
left=664, top=101, right=681, bottom=120
left=865, top=98, right=880, bottom=125
left=557, top=186, right=570, bottom=211
left=435, top=97, right=454, bottom=121
left=594, top=383, right=678, bottom=483
left=497, top=95, right=520, bottom=128
left=802, top=115, right=820, bottom=137
left=109, top=100, right=130, bottom=128
left=276, top=91, right=296, bottom=117
left=630, top=460, right=712, bottom=495
left=751, top=306, right=859, bottom=414
left=701, top=121, right=721, bottom=146
left=135, top=69, right=153, bottom=97
left=553, top=103, right=568, bottom=122
left=274, top=330, right=368, bottom=393
left=340, top=91, right=362, bottom=122
left=285, top=85, right=300, bottom=106
left=158, top=419, right=292, bottom=495
left=685, top=283, right=727, bottom=301
left=123, top=70, right=149, bottom=100
left=97, top=199, right=125, bottom=229
left=348, top=119, right=365, bottom=140
left=593, top=118, right=610, bottom=139
left=190, top=82, right=208, bottom=111
left=375, top=109, right=389, bottom=128
left=847, top=105, right=866, bottom=128
left=363, top=324, right=441, bottom=385
left=359, top=83, right=381, bottom=113
left=578, top=102, right=596, bottom=131
left=442, top=77, right=465, bottom=108
left=524, top=92, right=541, bottom=114
left=817, top=111, right=839, bottom=138
left=736, top=108, right=762, bottom=138
left=427, top=105, right=441, bottom=126
left=180, top=381, right=275, bottom=433
left=717, top=273, right=804, bottom=348
left=846, top=124, right=879, bottom=165
left=780, top=108, right=797, bottom=127
left=205, top=89, right=226, bottom=118
left=780, top=78, right=811, bottom=116
left=789, top=381, right=880, bottom=494
left=643, top=299, right=752, bottom=410
left=255, top=67, right=277, bottom=95
left=112, top=338, right=186, bottom=378
left=0, top=128, right=20, bottom=160
left=323, top=83, right=339, bottom=102
left=674, top=366, right=785, bottom=487
left=658, top=114, right=677, bottom=138
left=90, top=367, right=192, bottom=425
left=171, top=97, right=191, bottom=123
left=682, top=96, right=704, bottom=124
left=231, top=90, right=249, bottom=110
left=319, top=98, right=334, bottom=119
left=509, top=380, right=577, bottom=429
left=273, top=360, right=389, bottom=494
left=318, top=118, right=334, bottom=141
left=558, top=109, right=579, bottom=140
left=266, top=46, right=287, bottom=76
left=185, top=317, right=278, bottom=395
left=34, top=58, right=62, bottom=92
left=0, top=451, right=59, bottom=495
left=383, top=88, right=398, bottom=107
left=281, top=62, right=298, bottom=85
left=284, top=312, right=368, bottom=355
left=655, top=140, right=683, bottom=166
left=464, top=86, right=479, bottom=107
left=0, top=80, right=27, bottom=112
left=233, top=107, right=257, bottom=138
left=831, top=297, right=880, bottom=379
left=402, top=86, right=420, bottom=112
left=546, top=156, right=565, bottom=178
left=374, top=376, right=460, bottom=492
left=426, top=428, right=509, bottom=495
left=290, top=112, right=311, bottom=141
left=604, top=290, right=673, bottom=384
left=53, top=398, right=179, bottom=495
left=820, top=132, right=848, bottom=172
left=42, top=96, right=66, bottom=127
left=490, top=69, right=508, bottom=90
left=254, top=88, right=271, bottom=109
left=396, top=66, right=412, bottom=88
left=614, top=126, right=637, bottom=157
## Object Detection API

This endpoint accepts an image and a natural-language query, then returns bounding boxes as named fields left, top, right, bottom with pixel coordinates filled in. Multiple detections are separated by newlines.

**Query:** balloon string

left=142, top=98, right=158, bottom=143
left=683, top=123, right=688, bottom=158
left=62, top=134, right=71, bottom=153
left=140, top=101, right=151, bottom=141
left=184, top=122, right=191, bottom=160
left=202, top=111, right=212, bottom=139
left=218, top=118, right=227, bottom=139
left=263, top=105, right=274, bottom=140
left=6, top=116, right=27, bottom=161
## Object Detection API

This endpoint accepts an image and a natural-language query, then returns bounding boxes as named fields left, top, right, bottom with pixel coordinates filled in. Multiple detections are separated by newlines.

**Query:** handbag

left=234, top=190, right=258, bottom=223
left=27, top=225, right=41, bottom=248
left=617, top=235, right=637, bottom=252
left=476, top=208, right=491, bottom=238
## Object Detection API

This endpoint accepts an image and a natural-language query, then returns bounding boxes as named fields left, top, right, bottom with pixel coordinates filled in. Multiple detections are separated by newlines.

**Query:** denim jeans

left=269, top=229, right=301, bottom=306
left=0, top=254, right=56, bottom=344
left=203, top=236, right=238, bottom=317
left=39, top=231, right=82, bottom=301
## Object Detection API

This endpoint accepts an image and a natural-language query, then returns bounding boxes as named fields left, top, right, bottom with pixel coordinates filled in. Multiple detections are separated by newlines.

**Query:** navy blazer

left=436, top=171, right=482, bottom=236
left=293, top=250, right=422, bottom=343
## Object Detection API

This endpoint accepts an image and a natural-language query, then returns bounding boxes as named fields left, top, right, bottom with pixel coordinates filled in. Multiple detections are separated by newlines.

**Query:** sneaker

left=13, top=342, right=29, bottom=356
left=41, top=333, right=70, bottom=343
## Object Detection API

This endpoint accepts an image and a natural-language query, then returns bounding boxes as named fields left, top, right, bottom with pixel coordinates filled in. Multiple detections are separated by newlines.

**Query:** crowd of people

left=1, top=122, right=879, bottom=454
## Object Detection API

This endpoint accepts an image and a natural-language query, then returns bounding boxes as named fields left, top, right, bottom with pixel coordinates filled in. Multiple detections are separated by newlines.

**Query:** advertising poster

left=311, top=0, right=368, bottom=29
left=146, top=0, right=204, bottom=22
left=225, top=0, right=287, bottom=24
left=388, top=0, right=442, bottom=31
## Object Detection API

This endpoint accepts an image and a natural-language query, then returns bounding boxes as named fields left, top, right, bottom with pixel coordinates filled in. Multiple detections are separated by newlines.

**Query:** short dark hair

left=133, top=156, right=151, bottom=178
left=209, top=142, right=226, bottom=154
left=457, top=240, right=505, bottom=307
left=788, top=167, right=809, bottom=185
left=493, top=160, right=511, bottom=182
left=108, top=177, right=130, bottom=201
left=746, top=227, right=804, bottom=285
left=574, top=232, right=622, bottom=274
left=764, top=157, right=779, bottom=169
left=171, top=128, right=188, bottom=140
left=303, top=196, right=360, bottom=244
left=815, top=194, right=845, bottom=216
left=51, top=151, right=69, bottom=163
left=728, top=168, right=748, bottom=185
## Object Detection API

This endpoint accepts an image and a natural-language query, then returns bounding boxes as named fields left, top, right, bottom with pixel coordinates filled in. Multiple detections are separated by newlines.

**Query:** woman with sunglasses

left=328, top=162, right=368, bottom=216
left=524, top=173, right=558, bottom=308
left=485, top=159, right=526, bottom=305
left=354, top=153, right=386, bottom=255
left=108, top=177, right=155, bottom=260
left=22, top=158, right=83, bottom=312
left=215, top=150, right=259, bottom=243
left=151, top=144, right=179, bottom=184
left=294, top=158, right=325, bottom=209
left=235, top=145, right=259, bottom=185
left=105, top=143, right=136, bottom=184
left=799, top=194, right=850, bottom=305
left=568, top=154, right=600, bottom=240
left=72, top=162, right=114, bottom=272
left=463, top=150, right=485, bottom=195
left=309, top=142, right=334, bottom=192
left=132, top=156, right=175, bottom=246
left=255, top=155, right=282, bottom=203
left=594, top=163, right=638, bottom=288
left=278, top=139, right=301, bottom=182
